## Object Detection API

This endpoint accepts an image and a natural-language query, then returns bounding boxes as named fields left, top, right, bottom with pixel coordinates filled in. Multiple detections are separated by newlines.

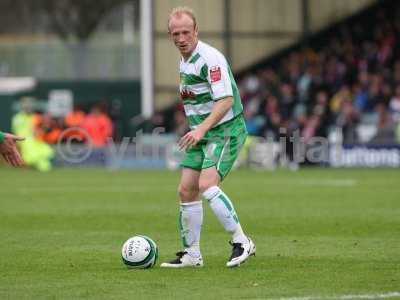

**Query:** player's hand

left=178, top=128, right=206, bottom=150
left=0, top=133, right=25, bottom=167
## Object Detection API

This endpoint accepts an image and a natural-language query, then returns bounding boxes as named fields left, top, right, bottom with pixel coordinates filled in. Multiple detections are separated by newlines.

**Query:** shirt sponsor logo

left=210, top=66, right=221, bottom=82
left=180, top=87, right=195, bottom=100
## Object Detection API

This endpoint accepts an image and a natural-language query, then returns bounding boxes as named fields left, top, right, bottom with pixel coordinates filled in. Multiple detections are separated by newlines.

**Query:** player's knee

left=199, top=167, right=220, bottom=193
left=198, top=180, right=215, bottom=194
left=199, top=173, right=220, bottom=193
left=178, top=184, right=198, bottom=201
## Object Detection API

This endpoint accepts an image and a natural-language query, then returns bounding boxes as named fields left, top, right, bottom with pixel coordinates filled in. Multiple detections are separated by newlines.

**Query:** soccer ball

left=121, top=235, right=158, bottom=269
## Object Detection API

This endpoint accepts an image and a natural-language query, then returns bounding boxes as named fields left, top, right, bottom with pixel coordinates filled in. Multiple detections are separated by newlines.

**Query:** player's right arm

left=178, top=96, right=233, bottom=150
left=179, top=48, right=234, bottom=150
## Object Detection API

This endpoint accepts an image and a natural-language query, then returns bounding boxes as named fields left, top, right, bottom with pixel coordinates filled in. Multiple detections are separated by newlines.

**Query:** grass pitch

left=0, top=168, right=399, bottom=299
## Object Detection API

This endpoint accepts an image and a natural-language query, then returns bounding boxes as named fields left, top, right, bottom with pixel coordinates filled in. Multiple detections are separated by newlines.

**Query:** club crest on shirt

left=210, top=66, right=221, bottom=82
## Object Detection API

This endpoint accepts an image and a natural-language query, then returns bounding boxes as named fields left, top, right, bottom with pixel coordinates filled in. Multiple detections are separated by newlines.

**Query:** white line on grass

left=237, top=178, right=358, bottom=187
left=269, top=291, right=400, bottom=300
left=295, top=179, right=357, bottom=187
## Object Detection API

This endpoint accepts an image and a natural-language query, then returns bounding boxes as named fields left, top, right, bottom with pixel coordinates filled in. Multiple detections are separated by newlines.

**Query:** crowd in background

left=13, top=98, right=114, bottom=147
left=155, top=3, right=400, bottom=145
left=11, top=98, right=114, bottom=171
left=238, top=4, right=400, bottom=145
left=8, top=1, right=400, bottom=173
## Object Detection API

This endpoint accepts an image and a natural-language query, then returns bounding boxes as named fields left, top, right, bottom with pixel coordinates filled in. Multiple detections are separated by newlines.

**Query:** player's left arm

left=178, top=97, right=233, bottom=150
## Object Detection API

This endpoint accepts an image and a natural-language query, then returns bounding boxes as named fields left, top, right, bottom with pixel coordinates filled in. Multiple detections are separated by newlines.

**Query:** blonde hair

left=168, top=6, right=197, bottom=31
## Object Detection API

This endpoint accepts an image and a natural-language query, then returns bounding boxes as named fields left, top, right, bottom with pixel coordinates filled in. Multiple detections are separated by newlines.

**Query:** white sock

left=232, top=223, right=247, bottom=244
left=202, top=186, right=247, bottom=244
left=179, top=201, right=203, bottom=257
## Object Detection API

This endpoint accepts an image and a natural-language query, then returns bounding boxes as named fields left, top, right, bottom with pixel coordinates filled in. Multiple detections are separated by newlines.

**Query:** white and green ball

left=121, top=235, right=158, bottom=269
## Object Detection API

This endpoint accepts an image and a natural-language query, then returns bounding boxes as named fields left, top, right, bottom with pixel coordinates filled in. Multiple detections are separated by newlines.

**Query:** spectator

left=262, top=95, right=281, bottom=140
left=336, top=98, right=359, bottom=144
left=34, top=113, right=63, bottom=145
left=81, top=105, right=113, bottom=147
left=370, top=103, right=396, bottom=144
left=389, top=84, right=400, bottom=122
left=12, top=97, right=54, bottom=172
left=64, top=104, right=87, bottom=141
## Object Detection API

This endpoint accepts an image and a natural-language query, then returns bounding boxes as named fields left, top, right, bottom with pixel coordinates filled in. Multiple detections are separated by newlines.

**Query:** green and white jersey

left=179, top=40, right=243, bottom=129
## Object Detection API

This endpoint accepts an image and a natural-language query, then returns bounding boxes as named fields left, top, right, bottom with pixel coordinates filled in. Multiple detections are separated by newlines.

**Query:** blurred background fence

left=0, top=41, right=140, bottom=79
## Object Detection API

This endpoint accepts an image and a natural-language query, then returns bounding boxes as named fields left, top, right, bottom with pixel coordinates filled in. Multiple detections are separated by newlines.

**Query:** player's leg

left=161, top=145, right=204, bottom=268
left=199, top=117, right=255, bottom=267
left=199, top=167, right=243, bottom=241
left=177, top=168, right=203, bottom=259
left=199, top=167, right=255, bottom=267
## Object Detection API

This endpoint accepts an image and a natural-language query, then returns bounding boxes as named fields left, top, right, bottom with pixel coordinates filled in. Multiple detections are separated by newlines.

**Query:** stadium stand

left=161, top=0, right=400, bottom=146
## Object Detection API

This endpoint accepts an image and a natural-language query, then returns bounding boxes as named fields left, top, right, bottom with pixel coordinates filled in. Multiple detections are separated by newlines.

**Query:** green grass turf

left=0, top=168, right=399, bottom=299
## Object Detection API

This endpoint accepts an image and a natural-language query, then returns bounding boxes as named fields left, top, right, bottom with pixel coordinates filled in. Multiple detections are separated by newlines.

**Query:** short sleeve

left=205, top=53, right=233, bottom=101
